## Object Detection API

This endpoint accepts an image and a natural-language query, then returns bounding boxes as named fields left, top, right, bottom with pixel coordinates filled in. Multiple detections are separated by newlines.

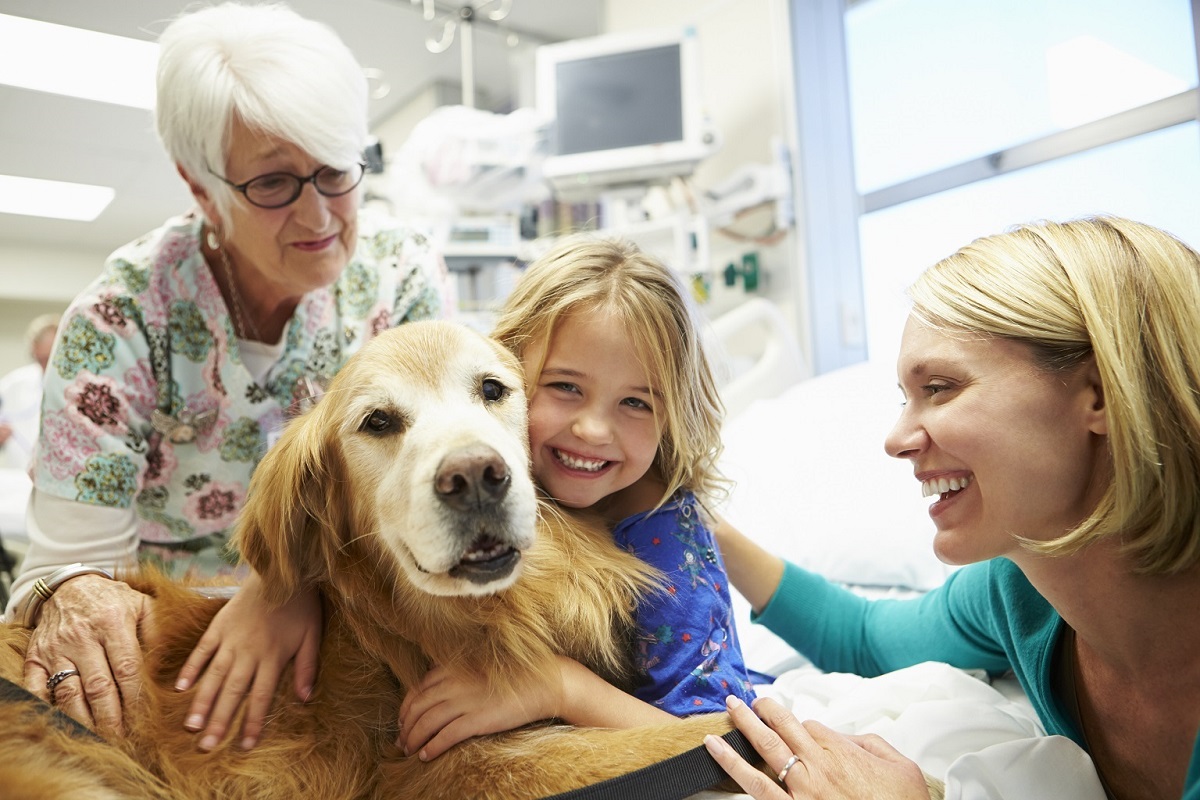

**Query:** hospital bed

left=692, top=298, right=1104, bottom=799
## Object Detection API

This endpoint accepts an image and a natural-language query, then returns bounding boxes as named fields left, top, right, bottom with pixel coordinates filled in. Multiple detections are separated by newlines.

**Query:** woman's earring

left=206, top=228, right=220, bottom=251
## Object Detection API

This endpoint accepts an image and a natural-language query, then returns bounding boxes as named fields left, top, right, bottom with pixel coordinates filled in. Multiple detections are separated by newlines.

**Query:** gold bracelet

left=14, top=563, right=114, bottom=628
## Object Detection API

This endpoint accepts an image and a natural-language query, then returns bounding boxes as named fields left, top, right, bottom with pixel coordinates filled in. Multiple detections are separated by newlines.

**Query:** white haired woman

left=709, top=217, right=1200, bottom=800
left=5, top=1, right=446, bottom=751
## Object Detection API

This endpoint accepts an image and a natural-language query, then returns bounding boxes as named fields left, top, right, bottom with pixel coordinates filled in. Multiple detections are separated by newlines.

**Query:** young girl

left=179, top=234, right=759, bottom=756
left=397, top=234, right=758, bottom=759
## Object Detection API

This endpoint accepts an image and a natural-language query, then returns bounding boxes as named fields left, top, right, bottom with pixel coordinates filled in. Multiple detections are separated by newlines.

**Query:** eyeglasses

left=208, top=162, right=366, bottom=209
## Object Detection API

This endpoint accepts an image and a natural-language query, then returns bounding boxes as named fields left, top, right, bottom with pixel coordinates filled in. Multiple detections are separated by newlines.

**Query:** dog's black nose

left=435, top=444, right=511, bottom=510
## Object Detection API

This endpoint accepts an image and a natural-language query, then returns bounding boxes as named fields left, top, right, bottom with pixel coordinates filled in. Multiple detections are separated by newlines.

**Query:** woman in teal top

left=704, top=217, right=1200, bottom=800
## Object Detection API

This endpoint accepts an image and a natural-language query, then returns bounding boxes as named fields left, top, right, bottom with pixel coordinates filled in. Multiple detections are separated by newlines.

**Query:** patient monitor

left=536, top=27, right=720, bottom=198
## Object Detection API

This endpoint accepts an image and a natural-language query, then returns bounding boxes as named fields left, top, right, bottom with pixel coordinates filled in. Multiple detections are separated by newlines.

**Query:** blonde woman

left=709, top=217, right=1200, bottom=800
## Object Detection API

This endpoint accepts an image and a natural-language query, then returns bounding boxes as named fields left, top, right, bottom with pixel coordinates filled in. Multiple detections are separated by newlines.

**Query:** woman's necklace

left=204, top=225, right=325, bottom=417
left=210, top=233, right=261, bottom=342
left=1063, top=628, right=1120, bottom=800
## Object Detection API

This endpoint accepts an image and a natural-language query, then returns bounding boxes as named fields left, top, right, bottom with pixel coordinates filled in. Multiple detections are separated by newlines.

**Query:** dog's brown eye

left=481, top=379, right=507, bottom=403
left=360, top=410, right=393, bottom=434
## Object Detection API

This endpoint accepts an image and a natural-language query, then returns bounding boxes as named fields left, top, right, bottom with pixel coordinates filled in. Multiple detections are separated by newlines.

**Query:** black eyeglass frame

left=207, top=162, right=367, bottom=209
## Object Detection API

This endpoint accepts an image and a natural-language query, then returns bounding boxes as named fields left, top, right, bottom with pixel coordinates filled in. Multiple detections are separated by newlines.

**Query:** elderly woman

left=5, top=1, right=445, bottom=746
left=708, top=217, right=1200, bottom=800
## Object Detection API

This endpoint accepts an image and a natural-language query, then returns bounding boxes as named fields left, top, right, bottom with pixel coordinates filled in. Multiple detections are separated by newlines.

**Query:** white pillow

left=717, top=359, right=951, bottom=592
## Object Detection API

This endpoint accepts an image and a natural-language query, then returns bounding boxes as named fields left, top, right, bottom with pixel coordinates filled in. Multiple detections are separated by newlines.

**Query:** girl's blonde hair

left=908, top=216, right=1200, bottom=574
left=492, top=234, right=726, bottom=505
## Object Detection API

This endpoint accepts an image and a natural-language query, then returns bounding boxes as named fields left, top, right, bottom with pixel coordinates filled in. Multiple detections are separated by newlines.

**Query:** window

left=859, top=122, right=1200, bottom=360
left=846, top=0, right=1196, bottom=193
left=793, top=0, right=1200, bottom=368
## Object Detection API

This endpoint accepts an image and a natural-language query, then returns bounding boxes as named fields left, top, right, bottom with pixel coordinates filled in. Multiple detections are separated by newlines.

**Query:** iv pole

left=459, top=6, right=476, bottom=108
left=420, top=0, right=514, bottom=109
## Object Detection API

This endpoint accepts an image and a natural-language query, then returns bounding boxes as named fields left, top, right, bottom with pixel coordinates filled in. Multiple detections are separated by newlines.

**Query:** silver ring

left=46, top=668, right=80, bottom=704
left=777, top=753, right=801, bottom=783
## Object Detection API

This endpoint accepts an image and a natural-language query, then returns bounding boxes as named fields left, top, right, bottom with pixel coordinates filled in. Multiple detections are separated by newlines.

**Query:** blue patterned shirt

left=612, top=491, right=758, bottom=714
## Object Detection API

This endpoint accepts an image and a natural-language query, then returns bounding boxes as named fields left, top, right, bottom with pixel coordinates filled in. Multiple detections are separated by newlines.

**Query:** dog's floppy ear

left=233, top=405, right=345, bottom=606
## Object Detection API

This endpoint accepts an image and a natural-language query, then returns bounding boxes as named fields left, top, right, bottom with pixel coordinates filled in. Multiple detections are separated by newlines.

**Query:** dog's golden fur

left=0, top=321, right=734, bottom=800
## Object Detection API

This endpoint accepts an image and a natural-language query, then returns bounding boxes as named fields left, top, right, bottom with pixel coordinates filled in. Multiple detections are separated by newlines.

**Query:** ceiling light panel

left=0, top=13, right=157, bottom=109
left=0, top=174, right=116, bottom=221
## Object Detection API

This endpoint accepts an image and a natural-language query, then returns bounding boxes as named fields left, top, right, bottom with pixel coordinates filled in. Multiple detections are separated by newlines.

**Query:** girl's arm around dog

left=398, top=656, right=677, bottom=760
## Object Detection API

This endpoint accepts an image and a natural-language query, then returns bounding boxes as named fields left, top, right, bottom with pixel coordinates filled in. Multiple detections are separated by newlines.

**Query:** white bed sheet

left=716, top=358, right=953, bottom=678
left=717, top=358, right=949, bottom=594
left=688, top=662, right=1103, bottom=800
left=704, top=350, right=1105, bottom=799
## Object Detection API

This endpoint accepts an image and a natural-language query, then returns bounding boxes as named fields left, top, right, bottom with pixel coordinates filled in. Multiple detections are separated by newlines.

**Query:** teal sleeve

left=754, top=560, right=1013, bottom=677
left=1185, top=734, right=1200, bottom=800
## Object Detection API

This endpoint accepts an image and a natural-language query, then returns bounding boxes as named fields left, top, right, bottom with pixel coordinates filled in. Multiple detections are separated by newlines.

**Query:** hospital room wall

left=0, top=247, right=95, bottom=375
left=0, top=0, right=812, bottom=377
left=604, top=0, right=814, bottom=374
left=369, top=0, right=813, bottom=373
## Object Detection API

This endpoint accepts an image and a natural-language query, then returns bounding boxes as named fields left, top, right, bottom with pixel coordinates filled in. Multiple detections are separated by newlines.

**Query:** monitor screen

left=553, top=44, right=684, bottom=157
left=537, top=28, right=717, bottom=194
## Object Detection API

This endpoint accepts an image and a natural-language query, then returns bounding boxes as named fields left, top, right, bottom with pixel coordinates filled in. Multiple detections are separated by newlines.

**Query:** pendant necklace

left=212, top=226, right=325, bottom=417
left=1063, top=628, right=1119, bottom=800
left=150, top=406, right=218, bottom=444
left=213, top=234, right=261, bottom=343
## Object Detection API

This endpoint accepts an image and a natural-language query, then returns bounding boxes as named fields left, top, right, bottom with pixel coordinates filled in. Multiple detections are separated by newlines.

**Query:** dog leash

left=0, top=675, right=106, bottom=742
left=2, top=672, right=754, bottom=799
left=3, top=667, right=757, bottom=800
left=540, top=728, right=759, bottom=800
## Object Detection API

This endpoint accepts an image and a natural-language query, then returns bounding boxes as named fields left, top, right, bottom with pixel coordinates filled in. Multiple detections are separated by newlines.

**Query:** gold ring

left=777, top=753, right=801, bottom=783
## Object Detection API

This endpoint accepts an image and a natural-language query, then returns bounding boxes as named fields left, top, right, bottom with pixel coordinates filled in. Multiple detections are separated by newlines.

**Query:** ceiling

left=0, top=0, right=603, bottom=255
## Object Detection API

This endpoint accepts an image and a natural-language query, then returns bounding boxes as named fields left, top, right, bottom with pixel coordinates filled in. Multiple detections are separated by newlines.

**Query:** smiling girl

left=397, top=234, right=760, bottom=759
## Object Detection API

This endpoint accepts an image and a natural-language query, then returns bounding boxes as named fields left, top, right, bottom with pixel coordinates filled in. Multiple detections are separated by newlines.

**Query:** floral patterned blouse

left=31, top=208, right=443, bottom=579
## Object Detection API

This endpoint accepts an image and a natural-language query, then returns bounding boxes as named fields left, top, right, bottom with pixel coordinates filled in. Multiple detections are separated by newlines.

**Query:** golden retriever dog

left=0, top=320, right=736, bottom=800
